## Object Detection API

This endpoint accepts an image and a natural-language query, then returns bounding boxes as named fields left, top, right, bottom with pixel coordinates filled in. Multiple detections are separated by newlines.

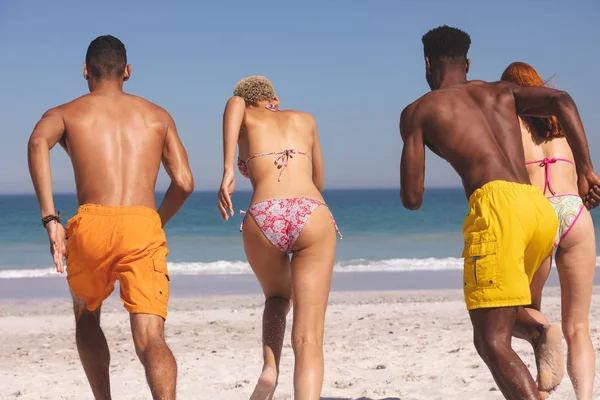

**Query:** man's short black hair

left=422, top=25, right=471, bottom=61
left=85, top=35, right=127, bottom=79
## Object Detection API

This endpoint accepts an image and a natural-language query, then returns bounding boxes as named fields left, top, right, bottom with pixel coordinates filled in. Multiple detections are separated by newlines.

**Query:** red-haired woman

left=502, top=62, right=595, bottom=399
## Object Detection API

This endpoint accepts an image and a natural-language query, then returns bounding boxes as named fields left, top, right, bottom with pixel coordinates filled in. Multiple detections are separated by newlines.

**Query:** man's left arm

left=27, top=108, right=67, bottom=272
left=399, top=106, right=426, bottom=210
left=508, top=82, right=600, bottom=208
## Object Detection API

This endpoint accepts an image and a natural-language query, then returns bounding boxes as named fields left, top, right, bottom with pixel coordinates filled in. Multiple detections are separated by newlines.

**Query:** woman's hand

left=218, top=170, right=236, bottom=220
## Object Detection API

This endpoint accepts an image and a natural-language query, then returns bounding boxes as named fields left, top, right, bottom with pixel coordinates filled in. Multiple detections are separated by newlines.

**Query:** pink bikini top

left=238, top=149, right=311, bottom=181
left=525, top=157, right=574, bottom=196
left=236, top=103, right=311, bottom=181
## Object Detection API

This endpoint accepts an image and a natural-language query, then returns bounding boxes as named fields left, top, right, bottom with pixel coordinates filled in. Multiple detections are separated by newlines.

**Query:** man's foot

left=534, top=325, right=565, bottom=392
left=249, top=366, right=278, bottom=400
left=539, top=390, right=550, bottom=399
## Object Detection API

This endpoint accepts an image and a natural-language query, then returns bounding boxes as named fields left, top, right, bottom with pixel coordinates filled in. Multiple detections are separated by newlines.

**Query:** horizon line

left=0, top=186, right=463, bottom=196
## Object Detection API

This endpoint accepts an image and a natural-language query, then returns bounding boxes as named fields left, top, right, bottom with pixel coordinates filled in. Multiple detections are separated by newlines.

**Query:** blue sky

left=0, top=0, right=598, bottom=193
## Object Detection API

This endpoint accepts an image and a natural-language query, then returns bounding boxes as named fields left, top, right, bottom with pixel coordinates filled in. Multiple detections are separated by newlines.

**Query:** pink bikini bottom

left=240, top=197, right=342, bottom=254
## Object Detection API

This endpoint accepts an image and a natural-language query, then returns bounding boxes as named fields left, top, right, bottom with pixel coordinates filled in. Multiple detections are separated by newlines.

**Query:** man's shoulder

left=126, top=94, right=170, bottom=115
left=401, top=92, right=437, bottom=122
left=45, top=94, right=91, bottom=115
left=468, top=79, right=514, bottom=95
left=121, top=94, right=174, bottom=127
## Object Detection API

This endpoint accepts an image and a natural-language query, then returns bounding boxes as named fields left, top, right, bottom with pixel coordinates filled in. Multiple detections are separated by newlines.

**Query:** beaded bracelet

left=42, top=214, right=60, bottom=228
left=41, top=210, right=70, bottom=228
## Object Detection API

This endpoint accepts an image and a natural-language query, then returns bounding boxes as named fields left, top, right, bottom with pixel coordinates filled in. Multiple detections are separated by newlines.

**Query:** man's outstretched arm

left=158, top=112, right=194, bottom=227
left=507, top=82, right=600, bottom=207
left=399, top=106, right=426, bottom=210
left=509, top=83, right=592, bottom=175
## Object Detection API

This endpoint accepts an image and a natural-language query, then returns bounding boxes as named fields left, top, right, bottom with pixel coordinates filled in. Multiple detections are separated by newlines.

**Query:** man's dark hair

left=422, top=25, right=471, bottom=61
left=85, top=35, right=127, bottom=79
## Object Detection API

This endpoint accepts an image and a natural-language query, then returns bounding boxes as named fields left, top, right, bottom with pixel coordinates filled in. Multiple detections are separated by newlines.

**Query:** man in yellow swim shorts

left=399, top=26, right=600, bottom=399
left=28, top=36, right=193, bottom=400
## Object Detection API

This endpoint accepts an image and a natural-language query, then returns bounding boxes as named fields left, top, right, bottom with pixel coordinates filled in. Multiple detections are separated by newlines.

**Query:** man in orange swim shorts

left=27, top=35, right=193, bottom=400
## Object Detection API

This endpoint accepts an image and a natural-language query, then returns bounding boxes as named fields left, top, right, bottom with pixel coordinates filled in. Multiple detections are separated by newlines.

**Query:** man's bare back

left=402, top=80, right=533, bottom=198
left=52, top=91, right=174, bottom=208
left=30, top=88, right=192, bottom=238
left=401, top=77, right=598, bottom=209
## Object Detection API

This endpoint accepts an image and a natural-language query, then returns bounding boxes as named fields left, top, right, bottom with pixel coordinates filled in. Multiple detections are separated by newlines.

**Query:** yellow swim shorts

left=462, top=181, right=558, bottom=311
left=66, top=204, right=170, bottom=319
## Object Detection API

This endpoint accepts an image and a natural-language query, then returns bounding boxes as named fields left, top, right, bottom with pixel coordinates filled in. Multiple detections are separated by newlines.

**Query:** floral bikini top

left=237, top=104, right=311, bottom=181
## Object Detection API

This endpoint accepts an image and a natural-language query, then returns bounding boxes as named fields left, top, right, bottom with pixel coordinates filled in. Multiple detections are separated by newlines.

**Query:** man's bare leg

left=515, top=307, right=565, bottom=393
left=470, top=306, right=540, bottom=400
left=72, top=291, right=111, bottom=400
left=130, top=313, right=177, bottom=400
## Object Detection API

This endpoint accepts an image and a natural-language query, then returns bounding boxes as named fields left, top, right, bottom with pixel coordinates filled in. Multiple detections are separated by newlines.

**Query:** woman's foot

left=249, top=366, right=278, bottom=400
left=534, top=325, right=565, bottom=392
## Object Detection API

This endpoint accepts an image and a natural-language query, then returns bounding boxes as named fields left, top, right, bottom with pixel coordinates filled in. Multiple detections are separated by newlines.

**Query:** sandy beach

left=1, top=275, right=599, bottom=400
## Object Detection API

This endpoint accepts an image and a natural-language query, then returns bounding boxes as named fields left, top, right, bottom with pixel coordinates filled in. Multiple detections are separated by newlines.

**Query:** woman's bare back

left=521, top=119, right=578, bottom=196
left=239, top=108, right=324, bottom=203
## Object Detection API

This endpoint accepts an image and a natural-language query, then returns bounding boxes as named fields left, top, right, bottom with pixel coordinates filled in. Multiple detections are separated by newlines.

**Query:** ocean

left=1, top=189, right=598, bottom=279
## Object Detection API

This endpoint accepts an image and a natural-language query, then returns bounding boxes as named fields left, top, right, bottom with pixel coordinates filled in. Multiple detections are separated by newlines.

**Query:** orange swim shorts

left=66, top=204, right=170, bottom=319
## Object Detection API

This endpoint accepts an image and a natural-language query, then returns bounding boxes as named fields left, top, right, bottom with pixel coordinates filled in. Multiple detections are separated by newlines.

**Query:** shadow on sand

left=321, top=398, right=402, bottom=400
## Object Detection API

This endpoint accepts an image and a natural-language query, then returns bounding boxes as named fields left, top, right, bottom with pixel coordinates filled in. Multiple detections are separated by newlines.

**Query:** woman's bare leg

left=555, top=208, right=596, bottom=400
left=530, top=254, right=552, bottom=312
left=290, top=206, right=336, bottom=400
left=513, top=256, right=552, bottom=342
left=243, top=215, right=292, bottom=400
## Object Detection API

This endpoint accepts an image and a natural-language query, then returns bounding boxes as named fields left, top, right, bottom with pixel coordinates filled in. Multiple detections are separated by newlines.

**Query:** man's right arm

left=157, top=112, right=194, bottom=227
left=399, top=105, right=426, bottom=210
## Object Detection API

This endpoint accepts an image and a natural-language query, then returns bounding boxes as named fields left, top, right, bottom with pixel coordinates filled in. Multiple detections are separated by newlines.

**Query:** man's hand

left=46, top=220, right=66, bottom=273
left=218, top=170, right=235, bottom=221
left=578, top=170, right=600, bottom=209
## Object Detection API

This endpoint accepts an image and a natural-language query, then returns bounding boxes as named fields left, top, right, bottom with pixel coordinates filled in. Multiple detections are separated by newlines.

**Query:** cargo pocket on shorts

left=462, top=233, right=498, bottom=289
left=152, top=257, right=170, bottom=305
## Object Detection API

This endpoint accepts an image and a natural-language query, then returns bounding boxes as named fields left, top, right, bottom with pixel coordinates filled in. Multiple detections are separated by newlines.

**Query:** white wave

left=0, top=267, right=60, bottom=279
left=168, top=260, right=251, bottom=275
left=1, top=257, right=598, bottom=279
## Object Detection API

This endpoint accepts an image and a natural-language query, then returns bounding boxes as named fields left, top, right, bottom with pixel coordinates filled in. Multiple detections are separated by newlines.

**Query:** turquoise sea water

left=1, top=189, right=597, bottom=277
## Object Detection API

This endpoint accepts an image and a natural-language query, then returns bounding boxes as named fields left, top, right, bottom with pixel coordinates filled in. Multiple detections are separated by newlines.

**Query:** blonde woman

left=218, top=76, right=341, bottom=400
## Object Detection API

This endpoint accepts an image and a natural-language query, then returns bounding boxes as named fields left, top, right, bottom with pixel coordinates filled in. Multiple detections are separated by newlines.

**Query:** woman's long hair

left=501, top=62, right=563, bottom=139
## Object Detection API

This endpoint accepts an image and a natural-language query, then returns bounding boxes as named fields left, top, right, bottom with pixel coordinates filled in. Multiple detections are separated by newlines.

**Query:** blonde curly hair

left=233, top=76, right=276, bottom=105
